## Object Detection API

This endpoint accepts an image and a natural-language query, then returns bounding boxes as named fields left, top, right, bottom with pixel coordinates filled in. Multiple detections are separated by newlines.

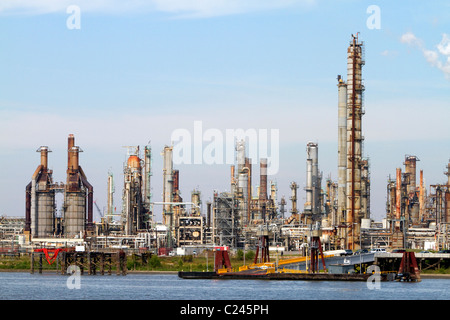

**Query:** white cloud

left=401, top=32, right=450, bottom=79
left=400, top=31, right=422, bottom=47
left=437, top=33, right=450, bottom=55
left=0, top=0, right=315, bottom=17
left=380, top=50, right=398, bottom=58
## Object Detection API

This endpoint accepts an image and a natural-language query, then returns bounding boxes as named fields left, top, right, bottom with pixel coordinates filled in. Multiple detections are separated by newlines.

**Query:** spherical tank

left=127, top=155, right=141, bottom=169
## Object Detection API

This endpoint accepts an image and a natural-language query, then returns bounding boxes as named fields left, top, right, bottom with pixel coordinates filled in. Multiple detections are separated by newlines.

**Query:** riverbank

left=2, top=268, right=450, bottom=279
left=2, top=253, right=450, bottom=276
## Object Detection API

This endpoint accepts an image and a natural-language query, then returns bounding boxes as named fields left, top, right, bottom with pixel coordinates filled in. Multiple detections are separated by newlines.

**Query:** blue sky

left=0, top=0, right=449, bottom=222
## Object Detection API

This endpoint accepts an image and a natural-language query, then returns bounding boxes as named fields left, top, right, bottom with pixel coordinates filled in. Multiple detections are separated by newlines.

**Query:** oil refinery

left=1, top=34, right=449, bottom=274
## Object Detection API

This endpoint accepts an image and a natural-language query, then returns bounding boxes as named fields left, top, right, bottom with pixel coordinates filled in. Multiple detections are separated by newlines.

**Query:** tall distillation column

left=259, top=158, right=268, bottom=221
left=445, top=160, right=450, bottom=224
left=290, top=182, right=299, bottom=222
left=304, top=142, right=320, bottom=224
left=404, top=155, right=420, bottom=225
left=162, top=146, right=174, bottom=228
left=346, top=34, right=365, bottom=250
left=107, top=170, right=115, bottom=224
left=122, top=146, right=150, bottom=235
left=143, top=145, right=152, bottom=221
left=337, top=76, right=347, bottom=234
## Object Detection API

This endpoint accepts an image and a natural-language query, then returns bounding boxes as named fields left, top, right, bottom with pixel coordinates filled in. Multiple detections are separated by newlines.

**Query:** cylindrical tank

left=64, top=191, right=86, bottom=237
left=36, top=192, right=55, bottom=237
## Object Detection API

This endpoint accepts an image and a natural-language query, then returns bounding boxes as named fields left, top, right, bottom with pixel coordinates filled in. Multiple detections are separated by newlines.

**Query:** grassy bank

left=128, top=250, right=256, bottom=272
left=0, top=250, right=258, bottom=273
left=1, top=250, right=449, bottom=274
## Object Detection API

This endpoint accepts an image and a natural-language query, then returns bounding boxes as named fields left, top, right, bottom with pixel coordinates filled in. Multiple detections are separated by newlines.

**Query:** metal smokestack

left=396, top=168, right=402, bottom=229
left=259, top=158, right=268, bottom=201
left=39, top=146, right=50, bottom=169
left=68, top=134, right=74, bottom=166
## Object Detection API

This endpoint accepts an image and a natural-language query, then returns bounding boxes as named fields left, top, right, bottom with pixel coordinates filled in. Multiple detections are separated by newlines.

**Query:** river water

left=1, top=272, right=449, bottom=301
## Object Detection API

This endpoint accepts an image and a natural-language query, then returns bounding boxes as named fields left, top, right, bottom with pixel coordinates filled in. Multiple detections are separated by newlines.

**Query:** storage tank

left=28, top=146, right=56, bottom=238
left=36, top=192, right=55, bottom=237
left=127, top=155, right=141, bottom=170
left=64, top=191, right=86, bottom=237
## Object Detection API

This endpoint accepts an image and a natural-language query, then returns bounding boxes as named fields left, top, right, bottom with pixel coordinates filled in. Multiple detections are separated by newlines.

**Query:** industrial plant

left=1, top=34, right=449, bottom=275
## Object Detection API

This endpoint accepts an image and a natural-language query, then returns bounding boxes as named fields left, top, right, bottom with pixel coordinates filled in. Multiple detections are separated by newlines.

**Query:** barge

left=177, top=270, right=384, bottom=281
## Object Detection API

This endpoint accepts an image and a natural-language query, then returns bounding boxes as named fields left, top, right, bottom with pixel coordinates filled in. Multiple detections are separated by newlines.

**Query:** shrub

left=245, top=250, right=255, bottom=261
left=149, top=255, right=162, bottom=268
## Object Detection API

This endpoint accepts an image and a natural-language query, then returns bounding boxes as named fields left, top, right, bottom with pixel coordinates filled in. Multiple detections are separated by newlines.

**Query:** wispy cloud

left=0, top=0, right=316, bottom=18
left=400, top=32, right=422, bottom=47
left=401, top=32, right=450, bottom=79
left=152, top=0, right=315, bottom=18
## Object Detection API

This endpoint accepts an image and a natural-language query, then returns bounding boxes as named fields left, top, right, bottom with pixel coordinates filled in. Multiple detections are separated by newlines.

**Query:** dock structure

left=179, top=251, right=447, bottom=282
left=30, top=250, right=127, bottom=275
left=60, top=251, right=127, bottom=276
left=275, top=251, right=448, bottom=278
